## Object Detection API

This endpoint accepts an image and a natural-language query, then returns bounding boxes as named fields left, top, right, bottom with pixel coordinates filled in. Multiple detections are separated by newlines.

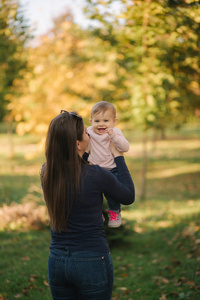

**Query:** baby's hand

left=107, top=128, right=114, bottom=136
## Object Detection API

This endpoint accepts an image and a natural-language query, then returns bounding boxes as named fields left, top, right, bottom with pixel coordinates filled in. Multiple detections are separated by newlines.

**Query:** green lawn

left=0, top=125, right=200, bottom=300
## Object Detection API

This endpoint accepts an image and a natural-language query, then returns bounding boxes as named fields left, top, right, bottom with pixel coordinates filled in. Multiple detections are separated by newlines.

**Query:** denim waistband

left=50, top=247, right=110, bottom=257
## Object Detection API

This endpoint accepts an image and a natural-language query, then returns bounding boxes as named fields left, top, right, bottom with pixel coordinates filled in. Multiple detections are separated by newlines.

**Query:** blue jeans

left=106, top=168, right=121, bottom=212
left=48, top=248, right=113, bottom=300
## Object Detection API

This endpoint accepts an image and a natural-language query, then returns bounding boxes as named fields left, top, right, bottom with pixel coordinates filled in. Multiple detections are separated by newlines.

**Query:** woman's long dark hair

left=42, top=112, right=85, bottom=232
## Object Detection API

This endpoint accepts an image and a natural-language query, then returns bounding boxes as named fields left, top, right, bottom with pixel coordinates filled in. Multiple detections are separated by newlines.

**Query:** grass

left=0, top=124, right=200, bottom=300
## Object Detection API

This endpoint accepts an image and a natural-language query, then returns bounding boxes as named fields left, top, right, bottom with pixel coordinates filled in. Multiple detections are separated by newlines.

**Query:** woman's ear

left=76, top=140, right=81, bottom=152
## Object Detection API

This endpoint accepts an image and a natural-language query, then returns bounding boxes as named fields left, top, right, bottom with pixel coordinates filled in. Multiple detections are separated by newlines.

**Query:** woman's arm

left=98, top=145, right=135, bottom=205
left=104, top=157, right=135, bottom=205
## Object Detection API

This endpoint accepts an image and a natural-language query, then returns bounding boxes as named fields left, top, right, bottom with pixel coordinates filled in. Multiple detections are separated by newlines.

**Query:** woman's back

left=49, top=163, right=108, bottom=252
left=42, top=156, right=134, bottom=253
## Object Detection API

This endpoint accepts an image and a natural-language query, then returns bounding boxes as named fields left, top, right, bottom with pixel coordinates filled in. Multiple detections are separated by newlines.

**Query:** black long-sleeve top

left=41, top=156, right=135, bottom=253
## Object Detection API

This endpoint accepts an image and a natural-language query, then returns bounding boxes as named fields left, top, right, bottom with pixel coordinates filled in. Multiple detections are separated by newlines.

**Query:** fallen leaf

left=28, top=284, right=35, bottom=290
left=194, top=248, right=200, bottom=257
left=186, top=281, right=195, bottom=286
left=14, top=295, right=22, bottom=299
left=153, top=276, right=170, bottom=284
left=174, top=280, right=182, bottom=286
left=120, top=273, right=128, bottom=277
left=152, top=258, right=162, bottom=264
left=117, top=287, right=127, bottom=291
left=170, top=291, right=179, bottom=296
left=30, top=274, right=39, bottom=278
left=180, top=277, right=189, bottom=282
left=172, top=257, right=181, bottom=266
left=23, top=288, right=28, bottom=296
left=127, top=264, right=133, bottom=267
left=116, top=256, right=122, bottom=261
left=21, top=256, right=30, bottom=261
left=29, top=277, right=35, bottom=282
left=196, top=271, right=200, bottom=276
left=44, top=280, right=49, bottom=286
left=177, top=242, right=182, bottom=249
left=23, top=284, right=36, bottom=294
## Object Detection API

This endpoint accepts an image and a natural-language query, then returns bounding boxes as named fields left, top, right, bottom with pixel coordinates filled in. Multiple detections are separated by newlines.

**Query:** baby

left=87, top=101, right=129, bottom=227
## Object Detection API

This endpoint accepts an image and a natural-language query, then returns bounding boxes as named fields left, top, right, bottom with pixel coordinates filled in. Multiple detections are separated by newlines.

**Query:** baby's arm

left=108, top=128, right=129, bottom=152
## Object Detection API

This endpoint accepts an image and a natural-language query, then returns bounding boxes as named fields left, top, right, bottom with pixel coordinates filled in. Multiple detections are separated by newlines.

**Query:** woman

left=40, top=110, right=135, bottom=300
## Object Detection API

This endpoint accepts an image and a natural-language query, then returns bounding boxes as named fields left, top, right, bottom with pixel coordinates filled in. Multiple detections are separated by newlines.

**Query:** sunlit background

left=19, top=0, right=91, bottom=36
left=0, top=1, right=200, bottom=299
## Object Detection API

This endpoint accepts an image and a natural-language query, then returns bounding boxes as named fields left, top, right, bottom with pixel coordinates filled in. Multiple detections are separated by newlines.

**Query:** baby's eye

left=95, top=120, right=99, bottom=123
left=104, top=120, right=108, bottom=122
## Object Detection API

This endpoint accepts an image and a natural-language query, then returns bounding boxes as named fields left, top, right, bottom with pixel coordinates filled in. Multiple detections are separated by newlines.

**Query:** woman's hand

left=110, top=142, right=124, bottom=158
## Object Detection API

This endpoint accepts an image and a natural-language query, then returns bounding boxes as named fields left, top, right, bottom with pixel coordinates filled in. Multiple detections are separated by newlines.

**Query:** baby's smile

left=97, top=127, right=107, bottom=134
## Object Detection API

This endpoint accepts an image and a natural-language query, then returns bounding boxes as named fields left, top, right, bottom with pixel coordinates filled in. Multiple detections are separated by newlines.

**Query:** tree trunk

left=7, top=121, right=14, bottom=158
left=151, top=128, right=158, bottom=152
left=140, top=1, right=150, bottom=201
left=140, top=131, right=147, bottom=201
left=160, top=127, right=166, bottom=140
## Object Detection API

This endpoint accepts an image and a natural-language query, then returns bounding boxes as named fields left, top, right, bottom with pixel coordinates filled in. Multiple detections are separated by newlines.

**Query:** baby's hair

left=91, top=101, right=116, bottom=118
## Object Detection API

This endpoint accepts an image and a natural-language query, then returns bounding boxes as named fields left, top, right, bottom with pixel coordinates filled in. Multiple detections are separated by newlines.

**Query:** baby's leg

left=106, top=168, right=122, bottom=227
left=107, top=197, right=121, bottom=213
left=106, top=195, right=121, bottom=228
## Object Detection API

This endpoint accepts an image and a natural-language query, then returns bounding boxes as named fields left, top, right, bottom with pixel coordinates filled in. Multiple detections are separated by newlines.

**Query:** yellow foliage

left=16, top=122, right=33, bottom=135
left=15, top=114, right=22, bottom=122
left=35, top=124, right=48, bottom=134
left=190, top=81, right=199, bottom=89
left=4, top=94, right=12, bottom=100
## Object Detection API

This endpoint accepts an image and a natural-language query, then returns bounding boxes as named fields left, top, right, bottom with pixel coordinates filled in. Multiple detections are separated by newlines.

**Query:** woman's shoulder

left=40, top=162, right=46, bottom=177
left=83, top=162, right=102, bottom=172
left=82, top=164, right=111, bottom=188
left=82, top=162, right=107, bottom=177
left=41, top=162, right=46, bottom=168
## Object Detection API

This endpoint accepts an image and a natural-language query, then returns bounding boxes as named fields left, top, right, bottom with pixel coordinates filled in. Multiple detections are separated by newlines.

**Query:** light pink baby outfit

left=87, top=126, right=129, bottom=170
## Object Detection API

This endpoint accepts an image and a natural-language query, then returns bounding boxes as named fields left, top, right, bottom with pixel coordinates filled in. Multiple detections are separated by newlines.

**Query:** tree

left=85, top=0, right=200, bottom=129
left=0, top=0, right=30, bottom=121
left=0, top=0, right=31, bottom=157
left=84, top=0, right=200, bottom=199
left=9, top=12, right=119, bottom=136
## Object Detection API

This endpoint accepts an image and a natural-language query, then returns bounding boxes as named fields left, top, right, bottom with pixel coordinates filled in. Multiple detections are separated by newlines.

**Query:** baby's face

left=90, top=109, right=117, bottom=135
